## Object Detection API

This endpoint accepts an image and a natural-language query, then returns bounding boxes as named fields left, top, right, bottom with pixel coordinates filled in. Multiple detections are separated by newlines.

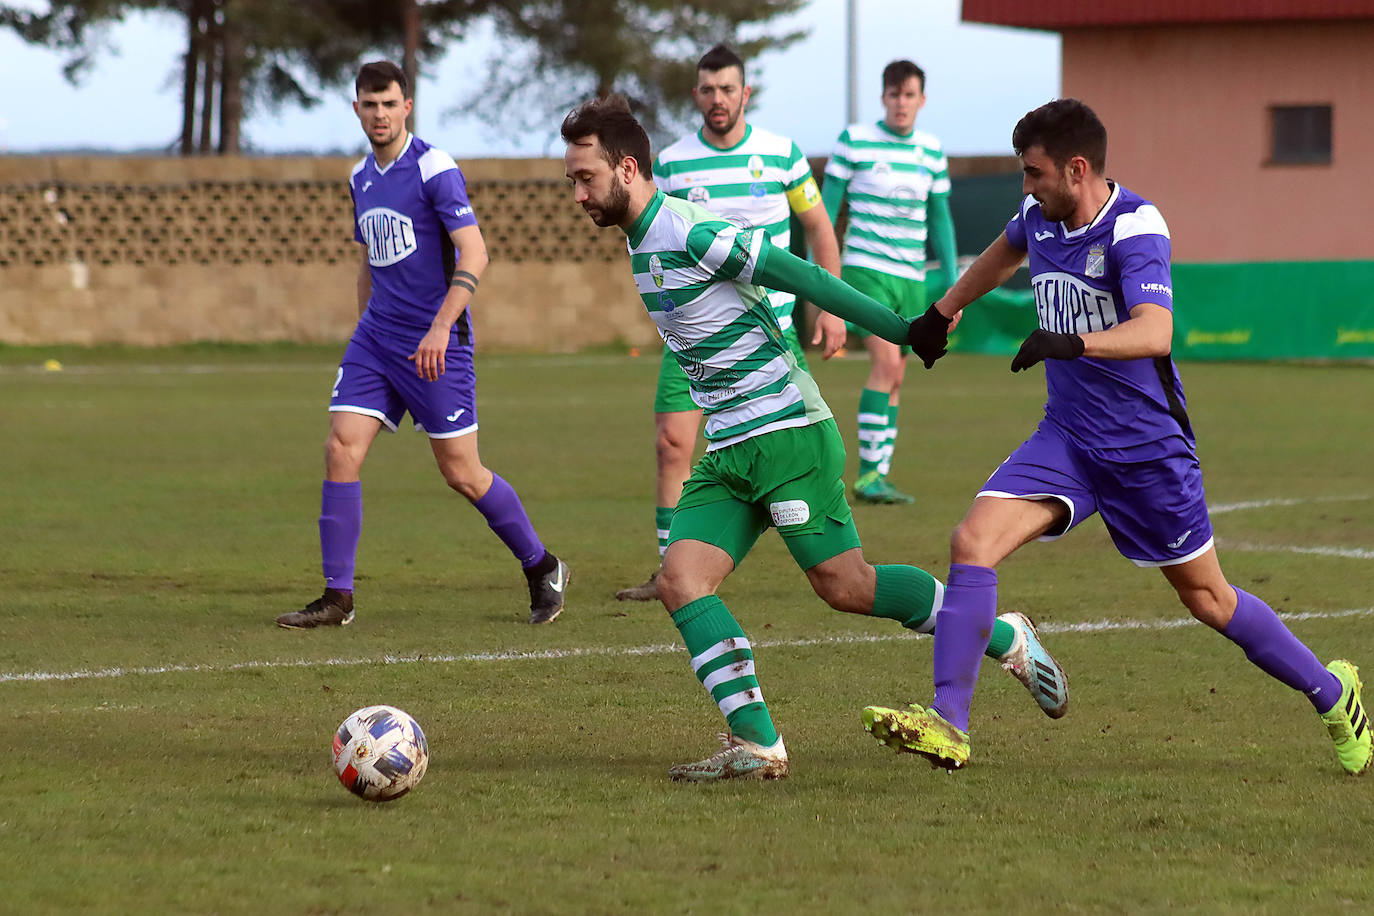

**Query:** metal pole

left=846, top=0, right=858, bottom=125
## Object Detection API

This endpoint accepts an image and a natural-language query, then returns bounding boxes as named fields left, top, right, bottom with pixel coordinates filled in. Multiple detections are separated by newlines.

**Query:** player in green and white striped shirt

left=562, top=94, right=1068, bottom=781
left=615, top=44, right=846, bottom=602
left=824, top=60, right=960, bottom=506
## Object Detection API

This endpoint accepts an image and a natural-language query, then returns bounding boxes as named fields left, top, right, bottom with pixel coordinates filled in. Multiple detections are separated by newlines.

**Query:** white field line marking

left=4, top=607, right=1372, bottom=686
left=1210, top=494, right=1373, bottom=559
left=1210, top=494, right=1370, bottom=515
left=1224, top=541, right=1374, bottom=560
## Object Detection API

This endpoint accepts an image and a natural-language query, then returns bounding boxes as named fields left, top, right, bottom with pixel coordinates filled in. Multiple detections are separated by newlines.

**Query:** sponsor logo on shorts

left=1167, top=529, right=1192, bottom=550
left=769, top=499, right=810, bottom=527
left=446, top=409, right=466, bottom=422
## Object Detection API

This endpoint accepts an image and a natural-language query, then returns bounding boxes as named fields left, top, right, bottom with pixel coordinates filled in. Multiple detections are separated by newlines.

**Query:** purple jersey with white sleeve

left=1005, top=183, right=1192, bottom=455
left=349, top=134, right=478, bottom=340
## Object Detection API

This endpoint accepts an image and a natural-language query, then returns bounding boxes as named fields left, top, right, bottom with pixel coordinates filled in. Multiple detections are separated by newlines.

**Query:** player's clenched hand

left=408, top=327, right=449, bottom=381
left=906, top=305, right=952, bottom=369
left=1010, top=329, right=1084, bottom=372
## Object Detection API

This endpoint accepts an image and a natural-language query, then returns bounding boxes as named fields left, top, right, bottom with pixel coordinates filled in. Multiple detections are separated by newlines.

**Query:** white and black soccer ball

left=332, top=705, right=429, bottom=802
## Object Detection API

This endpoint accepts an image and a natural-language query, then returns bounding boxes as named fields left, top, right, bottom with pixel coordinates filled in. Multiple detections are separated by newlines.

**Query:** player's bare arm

left=793, top=200, right=848, bottom=358
left=1079, top=302, right=1172, bottom=359
left=409, top=223, right=489, bottom=381
left=932, top=232, right=1025, bottom=318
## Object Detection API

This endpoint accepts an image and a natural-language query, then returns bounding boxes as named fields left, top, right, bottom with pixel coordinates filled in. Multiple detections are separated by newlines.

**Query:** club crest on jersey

left=688, top=186, right=710, bottom=205
left=747, top=154, right=765, bottom=179
left=649, top=254, right=665, bottom=288
left=1086, top=244, right=1106, bottom=279
left=357, top=207, right=418, bottom=267
left=892, top=186, right=918, bottom=210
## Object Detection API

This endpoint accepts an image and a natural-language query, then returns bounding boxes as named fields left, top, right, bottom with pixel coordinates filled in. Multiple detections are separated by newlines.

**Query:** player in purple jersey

left=276, top=61, right=569, bottom=629
left=862, top=99, right=1369, bottom=775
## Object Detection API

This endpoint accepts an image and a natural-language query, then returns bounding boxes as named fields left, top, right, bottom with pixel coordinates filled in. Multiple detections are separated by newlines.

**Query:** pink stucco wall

left=1060, top=21, right=1374, bottom=262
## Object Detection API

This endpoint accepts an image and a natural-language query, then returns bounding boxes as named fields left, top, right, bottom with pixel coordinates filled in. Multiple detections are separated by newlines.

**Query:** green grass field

left=2, top=344, right=1371, bottom=914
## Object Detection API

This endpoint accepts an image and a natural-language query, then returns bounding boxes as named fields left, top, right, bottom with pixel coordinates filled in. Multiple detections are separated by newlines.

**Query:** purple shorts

left=979, top=420, right=1214, bottom=567
left=329, top=323, right=478, bottom=439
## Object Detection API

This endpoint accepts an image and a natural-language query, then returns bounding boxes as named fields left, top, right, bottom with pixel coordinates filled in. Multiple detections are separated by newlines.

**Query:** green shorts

left=842, top=265, right=926, bottom=351
left=654, top=327, right=809, bottom=414
left=668, top=418, right=861, bottom=571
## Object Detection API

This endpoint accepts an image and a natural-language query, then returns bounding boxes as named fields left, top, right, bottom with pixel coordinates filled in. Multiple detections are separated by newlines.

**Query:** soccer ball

left=332, top=705, right=429, bottom=801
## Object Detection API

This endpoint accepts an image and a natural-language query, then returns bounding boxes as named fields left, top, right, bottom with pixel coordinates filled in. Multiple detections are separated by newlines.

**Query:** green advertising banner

left=923, top=260, right=1374, bottom=362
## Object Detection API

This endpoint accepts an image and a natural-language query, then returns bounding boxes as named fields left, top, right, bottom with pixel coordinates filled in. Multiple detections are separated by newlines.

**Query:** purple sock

left=930, top=564, right=998, bottom=732
left=319, top=480, right=362, bottom=591
left=473, top=472, right=546, bottom=569
left=1223, top=587, right=1341, bottom=712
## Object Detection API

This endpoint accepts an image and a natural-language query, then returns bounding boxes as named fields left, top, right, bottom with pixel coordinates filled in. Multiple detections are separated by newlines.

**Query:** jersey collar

left=876, top=119, right=914, bottom=140
left=372, top=133, right=414, bottom=176
left=1061, top=180, right=1119, bottom=240
left=697, top=122, right=753, bottom=152
left=626, top=190, right=665, bottom=248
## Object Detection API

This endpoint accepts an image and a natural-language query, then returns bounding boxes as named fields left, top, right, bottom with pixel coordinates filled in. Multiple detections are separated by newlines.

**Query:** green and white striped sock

left=857, top=388, right=889, bottom=478
left=655, top=505, right=673, bottom=558
left=671, top=596, right=778, bottom=747
left=879, top=401, right=900, bottom=477
left=869, top=564, right=1018, bottom=658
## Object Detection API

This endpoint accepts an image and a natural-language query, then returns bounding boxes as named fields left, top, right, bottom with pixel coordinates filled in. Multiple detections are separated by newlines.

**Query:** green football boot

left=854, top=471, right=914, bottom=505
left=861, top=703, right=970, bottom=770
left=1320, top=659, right=1371, bottom=775
left=669, top=732, right=789, bottom=781
left=853, top=470, right=889, bottom=504
left=873, top=477, right=915, bottom=505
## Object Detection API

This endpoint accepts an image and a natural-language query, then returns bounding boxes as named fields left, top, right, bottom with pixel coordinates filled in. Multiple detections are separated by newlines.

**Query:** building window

left=1270, top=105, right=1332, bottom=165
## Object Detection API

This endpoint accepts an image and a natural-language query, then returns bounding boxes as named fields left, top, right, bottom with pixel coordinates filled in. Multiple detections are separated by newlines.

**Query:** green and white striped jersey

left=825, top=121, right=951, bottom=281
left=653, top=124, right=821, bottom=334
left=626, top=190, right=832, bottom=450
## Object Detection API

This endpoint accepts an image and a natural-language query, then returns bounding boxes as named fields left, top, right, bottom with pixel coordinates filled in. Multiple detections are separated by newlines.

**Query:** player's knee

left=1176, top=585, right=1232, bottom=630
left=812, top=575, right=866, bottom=614
left=655, top=430, right=692, bottom=471
left=656, top=563, right=702, bottom=610
left=323, top=433, right=365, bottom=478
left=949, top=521, right=989, bottom=565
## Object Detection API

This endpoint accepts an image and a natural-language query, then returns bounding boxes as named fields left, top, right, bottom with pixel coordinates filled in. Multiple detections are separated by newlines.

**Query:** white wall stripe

left=4, top=607, right=1371, bottom=686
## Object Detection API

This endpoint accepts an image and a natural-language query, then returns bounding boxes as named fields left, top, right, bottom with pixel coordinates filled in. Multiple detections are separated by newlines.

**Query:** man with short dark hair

left=276, top=60, right=569, bottom=629
left=562, top=94, right=1068, bottom=781
left=614, top=44, right=847, bottom=601
left=865, top=98, right=1370, bottom=776
left=823, top=59, right=960, bottom=506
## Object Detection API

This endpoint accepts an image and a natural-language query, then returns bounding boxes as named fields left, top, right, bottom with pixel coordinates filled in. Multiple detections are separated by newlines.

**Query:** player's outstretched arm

left=753, top=242, right=909, bottom=345
left=931, top=232, right=1025, bottom=319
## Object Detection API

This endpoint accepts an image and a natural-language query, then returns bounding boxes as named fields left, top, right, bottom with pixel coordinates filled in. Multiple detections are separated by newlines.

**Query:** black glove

left=906, top=305, right=953, bottom=369
left=1011, top=329, right=1084, bottom=372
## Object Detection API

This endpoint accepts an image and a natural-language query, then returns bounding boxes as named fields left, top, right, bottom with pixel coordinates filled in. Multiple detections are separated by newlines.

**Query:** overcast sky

left=1, top=0, right=1059, bottom=157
